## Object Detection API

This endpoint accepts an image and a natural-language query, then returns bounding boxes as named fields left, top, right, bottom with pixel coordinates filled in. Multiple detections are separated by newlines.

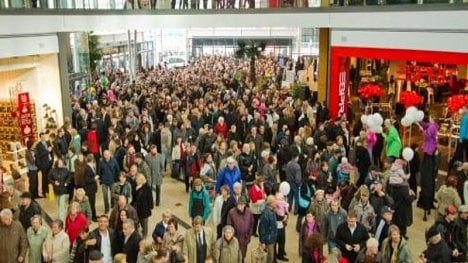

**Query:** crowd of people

left=0, top=54, right=467, bottom=263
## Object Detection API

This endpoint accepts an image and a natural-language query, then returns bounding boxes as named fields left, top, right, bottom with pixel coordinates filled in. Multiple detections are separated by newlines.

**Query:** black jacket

left=19, top=201, right=41, bottom=230
left=334, top=222, right=369, bottom=263
left=48, top=167, right=71, bottom=195
left=84, top=165, right=98, bottom=195
left=89, top=228, right=117, bottom=257
left=35, top=141, right=52, bottom=169
left=131, top=184, right=154, bottom=219
left=122, top=231, right=141, bottom=263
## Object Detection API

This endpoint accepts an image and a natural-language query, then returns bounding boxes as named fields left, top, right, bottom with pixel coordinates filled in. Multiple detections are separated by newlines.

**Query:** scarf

left=306, top=220, right=316, bottom=236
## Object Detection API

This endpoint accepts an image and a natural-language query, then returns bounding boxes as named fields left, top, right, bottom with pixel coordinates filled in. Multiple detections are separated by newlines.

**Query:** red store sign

left=17, top=92, right=34, bottom=144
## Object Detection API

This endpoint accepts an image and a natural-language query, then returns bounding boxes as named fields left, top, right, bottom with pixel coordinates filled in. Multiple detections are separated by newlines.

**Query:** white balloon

left=360, top=115, right=368, bottom=125
left=406, top=106, right=418, bottom=118
left=373, top=113, right=384, bottom=126
left=279, top=182, right=291, bottom=196
left=415, top=110, right=425, bottom=122
left=401, top=116, right=412, bottom=127
left=374, top=126, right=383, bottom=134
left=367, top=115, right=378, bottom=128
left=402, top=147, right=414, bottom=161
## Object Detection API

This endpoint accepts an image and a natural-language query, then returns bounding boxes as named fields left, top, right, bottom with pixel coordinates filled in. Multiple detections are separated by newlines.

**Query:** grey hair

left=124, top=219, right=136, bottom=230
left=30, top=214, right=42, bottom=223
left=223, top=225, right=235, bottom=234
left=0, top=208, right=13, bottom=218
left=366, top=237, right=379, bottom=248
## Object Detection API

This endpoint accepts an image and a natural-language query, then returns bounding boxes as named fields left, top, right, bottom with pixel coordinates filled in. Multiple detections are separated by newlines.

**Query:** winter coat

left=72, top=196, right=92, bottom=220
left=109, top=204, right=139, bottom=230
left=334, top=222, right=369, bottom=263
left=0, top=220, right=28, bottom=263
left=381, top=237, right=412, bottom=263
left=215, top=166, right=241, bottom=194
left=227, top=207, right=254, bottom=258
left=145, top=153, right=164, bottom=186
left=131, top=184, right=154, bottom=219
left=84, top=165, right=98, bottom=196
left=48, top=167, right=71, bottom=195
left=19, top=201, right=41, bottom=230
left=353, top=201, right=375, bottom=232
left=111, top=181, right=133, bottom=205
left=42, top=230, right=70, bottom=263
left=435, top=185, right=461, bottom=217
left=137, top=161, right=152, bottom=187
left=188, top=186, right=211, bottom=221
left=308, top=199, right=329, bottom=235
left=422, top=239, right=451, bottom=263
left=299, top=221, right=318, bottom=255
left=383, top=126, right=402, bottom=159
left=27, top=225, right=48, bottom=263
left=214, top=237, right=242, bottom=263
left=99, top=157, right=119, bottom=186
left=258, top=207, right=277, bottom=245
left=324, top=208, right=347, bottom=240
left=238, top=152, right=256, bottom=182
left=65, top=212, right=89, bottom=245
left=88, top=228, right=117, bottom=257
left=460, top=112, right=468, bottom=140
left=355, top=249, right=383, bottom=263
left=74, top=159, right=87, bottom=188
left=183, top=227, right=215, bottom=263
left=162, top=231, right=184, bottom=259
left=70, top=134, right=81, bottom=154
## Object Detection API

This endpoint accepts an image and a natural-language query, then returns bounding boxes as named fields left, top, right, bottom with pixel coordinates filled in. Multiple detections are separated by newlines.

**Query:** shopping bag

left=48, top=184, right=55, bottom=201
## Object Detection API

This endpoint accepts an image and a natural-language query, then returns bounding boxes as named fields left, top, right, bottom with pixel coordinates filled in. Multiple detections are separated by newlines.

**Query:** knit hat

left=425, top=225, right=440, bottom=240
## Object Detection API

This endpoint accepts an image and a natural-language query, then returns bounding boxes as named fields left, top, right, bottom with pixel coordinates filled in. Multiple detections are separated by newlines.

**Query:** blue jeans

left=287, top=184, right=299, bottom=214
left=102, top=184, right=111, bottom=213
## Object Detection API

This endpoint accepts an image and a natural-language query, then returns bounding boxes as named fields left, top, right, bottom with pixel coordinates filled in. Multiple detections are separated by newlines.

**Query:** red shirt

left=249, top=184, right=265, bottom=204
left=87, top=130, right=99, bottom=154
left=214, top=122, right=228, bottom=139
left=65, top=212, right=88, bottom=245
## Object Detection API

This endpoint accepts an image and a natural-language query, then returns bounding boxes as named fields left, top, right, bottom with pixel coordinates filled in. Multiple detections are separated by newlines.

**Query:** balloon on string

left=415, top=110, right=425, bottom=122
left=367, top=115, right=378, bottom=128
left=402, top=147, right=414, bottom=161
left=401, top=116, right=412, bottom=127
left=360, top=115, right=368, bottom=125
left=279, top=182, right=291, bottom=196
left=373, top=113, right=384, bottom=126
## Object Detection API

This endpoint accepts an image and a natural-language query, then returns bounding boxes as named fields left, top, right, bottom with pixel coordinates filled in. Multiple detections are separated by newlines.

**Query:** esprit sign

left=338, top=71, right=347, bottom=116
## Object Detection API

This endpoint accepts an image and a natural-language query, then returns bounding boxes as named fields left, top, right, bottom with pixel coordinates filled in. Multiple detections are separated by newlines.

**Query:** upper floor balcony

left=0, top=0, right=466, bottom=10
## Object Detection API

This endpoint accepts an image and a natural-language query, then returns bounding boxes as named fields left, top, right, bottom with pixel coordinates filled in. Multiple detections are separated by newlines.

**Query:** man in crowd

left=121, top=219, right=141, bottom=263
left=259, top=195, right=278, bottom=263
left=109, top=195, right=138, bottom=230
left=183, top=215, right=215, bottom=263
left=227, top=195, right=254, bottom=261
left=89, top=215, right=116, bottom=263
left=145, top=144, right=164, bottom=206
left=335, top=211, right=369, bottom=263
left=99, top=150, right=120, bottom=214
left=18, top=191, right=41, bottom=230
left=0, top=208, right=28, bottom=263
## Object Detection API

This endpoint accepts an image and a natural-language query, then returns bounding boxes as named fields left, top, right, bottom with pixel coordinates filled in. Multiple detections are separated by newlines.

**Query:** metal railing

left=0, top=0, right=466, bottom=10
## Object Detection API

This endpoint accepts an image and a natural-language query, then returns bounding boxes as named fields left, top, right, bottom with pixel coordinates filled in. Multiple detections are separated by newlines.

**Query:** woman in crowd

left=72, top=188, right=92, bottom=220
left=434, top=175, right=462, bottom=220
left=73, top=153, right=87, bottom=190
left=214, top=225, right=242, bottom=263
left=48, top=158, right=71, bottom=221
left=297, top=170, right=315, bottom=233
left=381, top=225, right=412, bottom=263
left=84, top=153, right=98, bottom=221
left=299, top=212, right=319, bottom=260
left=111, top=171, right=133, bottom=206
left=26, top=140, right=39, bottom=199
left=417, top=113, right=440, bottom=220
left=212, top=184, right=236, bottom=239
left=162, top=218, right=185, bottom=263
left=65, top=201, right=89, bottom=246
left=302, top=232, right=325, bottom=263
left=199, top=152, right=217, bottom=199
left=27, top=215, right=48, bottom=263
left=249, top=176, right=266, bottom=237
left=136, top=240, right=158, bottom=263
left=188, top=178, right=211, bottom=222
left=131, top=173, right=154, bottom=239
left=43, top=219, right=70, bottom=262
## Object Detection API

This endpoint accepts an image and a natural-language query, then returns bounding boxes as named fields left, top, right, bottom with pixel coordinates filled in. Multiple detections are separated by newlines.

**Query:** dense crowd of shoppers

left=0, top=54, right=467, bottom=263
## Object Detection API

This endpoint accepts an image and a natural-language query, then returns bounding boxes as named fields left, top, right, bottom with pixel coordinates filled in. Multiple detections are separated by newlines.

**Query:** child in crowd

left=274, top=191, right=290, bottom=217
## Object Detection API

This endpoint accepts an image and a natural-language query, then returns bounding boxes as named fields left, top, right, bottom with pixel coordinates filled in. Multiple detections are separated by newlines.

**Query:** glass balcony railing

left=0, top=0, right=465, bottom=10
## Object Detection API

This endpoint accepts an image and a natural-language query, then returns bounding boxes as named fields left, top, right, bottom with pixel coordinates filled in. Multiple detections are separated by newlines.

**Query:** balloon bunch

left=401, top=106, right=425, bottom=128
left=360, top=112, right=384, bottom=134
left=447, top=94, right=468, bottom=114
left=357, top=83, right=384, bottom=100
left=399, top=90, right=423, bottom=109
left=402, top=147, right=415, bottom=161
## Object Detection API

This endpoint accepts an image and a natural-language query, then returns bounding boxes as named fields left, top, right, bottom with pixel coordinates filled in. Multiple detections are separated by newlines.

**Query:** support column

left=57, top=32, right=72, bottom=122
left=317, top=28, right=329, bottom=104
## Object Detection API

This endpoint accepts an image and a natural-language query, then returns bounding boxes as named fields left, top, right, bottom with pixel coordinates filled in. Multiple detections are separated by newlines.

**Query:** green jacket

left=383, top=126, right=402, bottom=158
left=381, top=237, right=412, bottom=263
left=27, top=226, right=49, bottom=263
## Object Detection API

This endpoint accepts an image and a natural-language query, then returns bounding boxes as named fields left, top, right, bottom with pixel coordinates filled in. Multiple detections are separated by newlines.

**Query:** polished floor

left=36, top=172, right=436, bottom=263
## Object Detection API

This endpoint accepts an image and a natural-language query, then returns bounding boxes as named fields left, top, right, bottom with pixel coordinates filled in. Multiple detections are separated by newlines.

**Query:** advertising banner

left=17, top=92, right=34, bottom=144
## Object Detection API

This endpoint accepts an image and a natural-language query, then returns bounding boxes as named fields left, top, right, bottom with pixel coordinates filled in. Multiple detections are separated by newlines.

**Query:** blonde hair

left=136, top=173, right=147, bottom=185
left=113, top=253, right=127, bottom=263
left=68, top=202, right=81, bottom=214
left=75, top=188, right=86, bottom=197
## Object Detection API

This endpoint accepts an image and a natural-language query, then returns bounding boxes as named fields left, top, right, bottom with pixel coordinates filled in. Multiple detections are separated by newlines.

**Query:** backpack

left=298, top=182, right=313, bottom=209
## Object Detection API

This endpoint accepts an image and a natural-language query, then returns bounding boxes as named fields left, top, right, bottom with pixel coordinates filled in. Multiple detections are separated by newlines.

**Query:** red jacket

left=65, top=212, right=88, bottom=245
left=249, top=184, right=265, bottom=204
left=214, top=122, right=228, bottom=139
left=87, top=130, right=99, bottom=154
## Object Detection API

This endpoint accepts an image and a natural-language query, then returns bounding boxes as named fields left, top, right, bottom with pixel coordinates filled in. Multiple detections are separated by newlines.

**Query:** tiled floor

left=37, top=174, right=434, bottom=262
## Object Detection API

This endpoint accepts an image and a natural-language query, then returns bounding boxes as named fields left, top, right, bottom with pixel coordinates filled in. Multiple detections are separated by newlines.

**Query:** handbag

left=298, top=183, right=311, bottom=209
left=48, top=183, right=55, bottom=201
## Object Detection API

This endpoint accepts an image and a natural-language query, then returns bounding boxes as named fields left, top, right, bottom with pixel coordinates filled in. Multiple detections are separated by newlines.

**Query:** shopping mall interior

left=0, top=2, right=467, bottom=263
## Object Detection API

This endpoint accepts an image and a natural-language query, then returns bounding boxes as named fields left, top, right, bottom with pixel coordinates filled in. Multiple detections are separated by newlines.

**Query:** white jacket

left=42, top=230, right=70, bottom=263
